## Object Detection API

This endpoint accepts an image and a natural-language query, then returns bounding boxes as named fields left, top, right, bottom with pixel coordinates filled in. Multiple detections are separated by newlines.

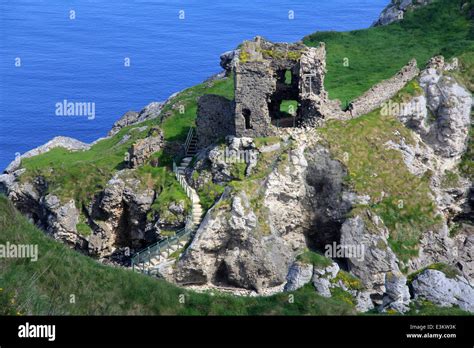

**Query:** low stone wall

left=347, top=59, right=419, bottom=118
left=196, top=94, right=235, bottom=148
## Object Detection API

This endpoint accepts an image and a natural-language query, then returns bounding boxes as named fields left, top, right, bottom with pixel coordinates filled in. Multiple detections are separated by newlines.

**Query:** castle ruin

left=196, top=36, right=419, bottom=147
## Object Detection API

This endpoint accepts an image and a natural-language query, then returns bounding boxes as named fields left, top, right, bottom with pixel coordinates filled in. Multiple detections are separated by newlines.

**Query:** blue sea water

left=0, top=0, right=388, bottom=170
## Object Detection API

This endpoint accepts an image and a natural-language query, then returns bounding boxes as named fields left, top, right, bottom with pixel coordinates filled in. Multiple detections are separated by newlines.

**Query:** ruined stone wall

left=234, top=60, right=277, bottom=137
left=233, top=37, right=331, bottom=137
left=196, top=37, right=420, bottom=145
left=298, top=43, right=345, bottom=122
left=347, top=59, right=419, bottom=118
left=299, top=44, right=327, bottom=99
left=196, top=94, right=235, bottom=148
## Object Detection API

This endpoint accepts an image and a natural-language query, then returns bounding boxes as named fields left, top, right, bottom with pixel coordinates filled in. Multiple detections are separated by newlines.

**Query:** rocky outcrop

left=127, top=127, right=164, bottom=168
left=416, top=57, right=472, bottom=158
left=176, top=136, right=323, bottom=292
left=88, top=170, right=157, bottom=255
left=87, top=166, right=189, bottom=256
left=284, top=260, right=340, bottom=297
left=387, top=56, right=472, bottom=282
left=108, top=111, right=140, bottom=136
left=284, top=261, right=314, bottom=291
left=4, top=136, right=90, bottom=174
left=283, top=258, right=373, bottom=312
left=0, top=173, right=88, bottom=250
left=372, top=0, right=435, bottom=27
left=411, top=269, right=474, bottom=312
left=382, top=272, right=411, bottom=313
left=188, top=136, right=258, bottom=189
left=340, top=214, right=400, bottom=296
left=220, top=50, right=240, bottom=74
left=311, top=262, right=340, bottom=298
left=175, top=191, right=295, bottom=291
left=263, top=142, right=312, bottom=247
left=108, top=102, right=164, bottom=136
left=304, top=144, right=353, bottom=249
left=454, top=226, right=474, bottom=281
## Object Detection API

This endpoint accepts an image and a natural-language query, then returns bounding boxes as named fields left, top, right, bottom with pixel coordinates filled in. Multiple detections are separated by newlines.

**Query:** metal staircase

left=131, top=127, right=203, bottom=275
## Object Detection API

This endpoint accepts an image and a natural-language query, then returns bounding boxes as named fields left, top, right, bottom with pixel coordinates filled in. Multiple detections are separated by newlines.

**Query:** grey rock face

left=0, top=173, right=88, bottom=250
left=175, top=191, right=295, bottom=292
left=311, top=262, right=340, bottom=298
left=304, top=144, right=352, bottom=249
left=284, top=262, right=313, bottom=292
left=108, top=102, right=164, bottom=136
left=355, top=291, right=375, bottom=312
left=419, top=66, right=472, bottom=158
left=454, top=227, right=474, bottom=282
left=411, top=269, right=474, bottom=312
left=42, top=194, right=84, bottom=248
left=340, top=214, right=401, bottom=295
left=373, top=0, right=434, bottom=27
left=396, top=95, right=430, bottom=136
left=312, top=277, right=332, bottom=298
left=263, top=143, right=311, bottom=247
left=89, top=170, right=157, bottom=255
left=382, top=272, right=411, bottom=313
left=409, top=224, right=458, bottom=273
left=189, top=136, right=257, bottom=187
left=220, top=49, right=240, bottom=73
left=108, top=111, right=140, bottom=136
left=397, top=57, right=472, bottom=159
left=127, top=129, right=164, bottom=168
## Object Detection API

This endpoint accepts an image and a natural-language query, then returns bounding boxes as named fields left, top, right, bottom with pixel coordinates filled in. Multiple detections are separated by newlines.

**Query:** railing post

left=147, top=248, right=151, bottom=270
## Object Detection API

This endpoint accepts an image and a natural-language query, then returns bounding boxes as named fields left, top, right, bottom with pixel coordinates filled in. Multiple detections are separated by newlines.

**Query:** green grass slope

left=17, top=77, right=234, bottom=231
left=304, top=0, right=474, bottom=103
left=2, top=196, right=469, bottom=315
left=0, top=195, right=355, bottom=315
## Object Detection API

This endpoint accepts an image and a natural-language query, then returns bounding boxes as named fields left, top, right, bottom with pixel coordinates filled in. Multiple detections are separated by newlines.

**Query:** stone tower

left=196, top=36, right=344, bottom=146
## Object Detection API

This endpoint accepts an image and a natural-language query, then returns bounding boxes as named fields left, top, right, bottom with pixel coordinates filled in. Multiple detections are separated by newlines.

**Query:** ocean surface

left=0, top=0, right=388, bottom=170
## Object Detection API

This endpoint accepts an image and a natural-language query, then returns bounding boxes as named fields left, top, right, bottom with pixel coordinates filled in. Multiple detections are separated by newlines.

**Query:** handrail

left=184, top=127, right=194, bottom=156
left=132, top=142, right=200, bottom=273
left=131, top=225, right=192, bottom=271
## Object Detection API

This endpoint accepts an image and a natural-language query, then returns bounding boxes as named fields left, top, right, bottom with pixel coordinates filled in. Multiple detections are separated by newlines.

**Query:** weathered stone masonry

left=347, top=59, right=419, bottom=118
left=196, top=36, right=420, bottom=146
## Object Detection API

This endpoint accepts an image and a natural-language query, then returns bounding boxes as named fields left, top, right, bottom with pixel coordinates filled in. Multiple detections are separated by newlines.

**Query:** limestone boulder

left=373, top=0, right=435, bottom=27
left=411, top=269, right=474, bottom=312
left=284, top=261, right=313, bottom=292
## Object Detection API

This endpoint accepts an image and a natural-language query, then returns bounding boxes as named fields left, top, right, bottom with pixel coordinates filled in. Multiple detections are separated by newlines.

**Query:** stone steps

left=138, top=240, right=188, bottom=272
left=133, top=130, right=203, bottom=274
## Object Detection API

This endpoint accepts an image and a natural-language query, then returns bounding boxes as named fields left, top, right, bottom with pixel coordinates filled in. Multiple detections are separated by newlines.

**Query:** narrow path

left=132, top=128, right=203, bottom=274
